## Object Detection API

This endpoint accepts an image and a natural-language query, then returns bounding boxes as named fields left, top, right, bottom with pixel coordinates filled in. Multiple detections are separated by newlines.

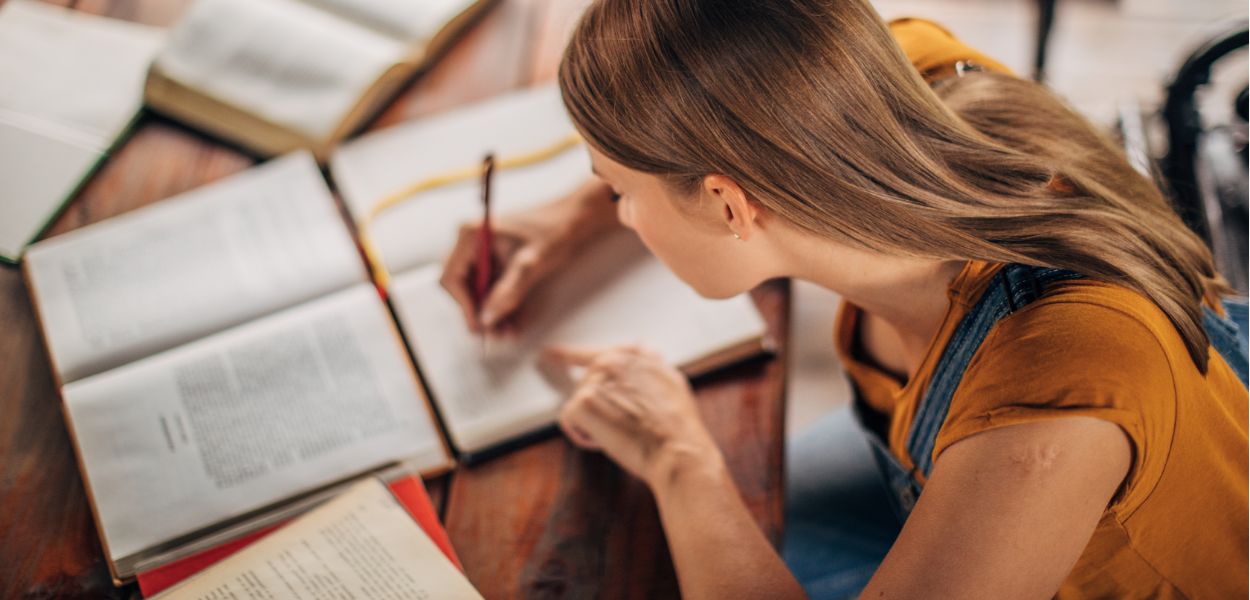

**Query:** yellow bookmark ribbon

left=358, top=132, right=584, bottom=291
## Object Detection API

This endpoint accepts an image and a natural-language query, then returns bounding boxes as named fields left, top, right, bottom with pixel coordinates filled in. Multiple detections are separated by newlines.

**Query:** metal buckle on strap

left=955, top=60, right=985, bottom=77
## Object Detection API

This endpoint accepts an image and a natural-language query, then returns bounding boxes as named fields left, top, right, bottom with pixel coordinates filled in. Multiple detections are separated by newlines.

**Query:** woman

left=439, top=1, right=1249, bottom=598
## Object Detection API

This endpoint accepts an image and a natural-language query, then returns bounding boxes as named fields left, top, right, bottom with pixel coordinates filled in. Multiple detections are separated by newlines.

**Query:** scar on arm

left=1009, top=443, right=1062, bottom=475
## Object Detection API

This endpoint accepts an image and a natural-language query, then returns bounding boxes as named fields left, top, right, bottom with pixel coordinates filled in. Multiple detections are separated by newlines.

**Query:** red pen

left=474, top=155, right=496, bottom=319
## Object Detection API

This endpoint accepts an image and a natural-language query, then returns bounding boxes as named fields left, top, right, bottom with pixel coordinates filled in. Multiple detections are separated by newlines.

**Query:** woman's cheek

left=636, top=223, right=728, bottom=297
left=625, top=192, right=739, bottom=297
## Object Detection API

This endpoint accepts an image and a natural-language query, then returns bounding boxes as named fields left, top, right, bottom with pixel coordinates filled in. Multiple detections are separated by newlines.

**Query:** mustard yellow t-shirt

left=836, top=261, right=1249, bottom=598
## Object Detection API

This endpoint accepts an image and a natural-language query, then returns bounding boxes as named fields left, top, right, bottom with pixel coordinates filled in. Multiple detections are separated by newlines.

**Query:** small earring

left=733, top=233, right=741, bottom=239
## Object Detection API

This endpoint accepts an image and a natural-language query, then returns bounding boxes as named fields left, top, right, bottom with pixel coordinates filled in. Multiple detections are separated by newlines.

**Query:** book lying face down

left=331, top=85, right=771, bottom=457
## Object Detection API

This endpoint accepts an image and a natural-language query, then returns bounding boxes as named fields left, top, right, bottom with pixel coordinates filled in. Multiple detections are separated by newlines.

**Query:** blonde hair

left=558, top=0, right=1223, bottom=372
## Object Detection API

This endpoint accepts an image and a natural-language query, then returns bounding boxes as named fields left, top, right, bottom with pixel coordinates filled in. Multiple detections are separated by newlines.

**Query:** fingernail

left=480, top=309, right=497, bottom=326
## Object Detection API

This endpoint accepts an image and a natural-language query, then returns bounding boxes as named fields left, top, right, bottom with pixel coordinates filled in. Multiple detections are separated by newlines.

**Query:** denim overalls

left=854, top=263, right=1250, bottom=523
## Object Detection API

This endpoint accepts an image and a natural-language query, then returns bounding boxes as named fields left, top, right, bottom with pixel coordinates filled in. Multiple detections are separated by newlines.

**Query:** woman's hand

left=548, top=344, right=809, bottom=600
left=440, top=177, right=620, bottom=336
left=546, top=344, right=723, bottom=488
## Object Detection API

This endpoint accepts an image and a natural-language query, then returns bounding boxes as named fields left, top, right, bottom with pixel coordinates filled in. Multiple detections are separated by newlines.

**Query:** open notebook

left=23, top=152, right=452, bottom=583
left=0, top=0, right=165, bottom=263
left=331, top=85, right=771, bottom=457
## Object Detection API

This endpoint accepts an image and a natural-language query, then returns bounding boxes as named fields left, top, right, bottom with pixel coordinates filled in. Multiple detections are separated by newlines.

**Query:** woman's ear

left=701, top=174, right=759, bottom=241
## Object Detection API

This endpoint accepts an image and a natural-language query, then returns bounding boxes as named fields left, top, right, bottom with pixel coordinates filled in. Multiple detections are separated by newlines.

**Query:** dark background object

left=1034, top=0, right=1058, bottom=82
left=1159, top=20, right=1249, bottom=294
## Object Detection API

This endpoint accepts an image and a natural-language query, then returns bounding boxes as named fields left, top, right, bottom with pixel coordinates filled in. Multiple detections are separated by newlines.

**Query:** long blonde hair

left=558, top=0, right=1223, bottom=372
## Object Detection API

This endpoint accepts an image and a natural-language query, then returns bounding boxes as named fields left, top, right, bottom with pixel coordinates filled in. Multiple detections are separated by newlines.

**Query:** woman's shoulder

left=936, top=278, right=1166, bottom=477
left=935, top=276, right=1244, bottom=511
left=998, top=277, right=1185, bottom=352
left=943, top=277, right=1181, bottom=422
left=947, top=277, right=1185, bottom=420
left=956, top=276, right=1246, bottom=423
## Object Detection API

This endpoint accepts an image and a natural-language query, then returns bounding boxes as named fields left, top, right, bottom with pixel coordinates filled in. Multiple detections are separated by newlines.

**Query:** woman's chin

left=676, top=274, right=756, bottom=300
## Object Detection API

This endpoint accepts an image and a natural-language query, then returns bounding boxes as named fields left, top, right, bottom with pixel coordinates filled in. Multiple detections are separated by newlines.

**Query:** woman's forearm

left=550, top=346, right=805, bottom=599
left=648, top=446, right=809, bottom=600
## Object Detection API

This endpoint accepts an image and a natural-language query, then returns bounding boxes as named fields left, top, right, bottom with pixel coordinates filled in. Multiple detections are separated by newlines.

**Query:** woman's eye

left=609, top=192, right=621, bottom=203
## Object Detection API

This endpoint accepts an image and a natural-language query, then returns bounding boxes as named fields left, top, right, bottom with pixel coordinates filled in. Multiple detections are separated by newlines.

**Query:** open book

left=151, top=478, right=484, bottom=600
left=0, top=0, right=165, bottom=263
left=143, top=0, right=494, bottom=161
left=23, top=152, right=452, bottom=583
left=137, top=469, right=466, bottom=597
left=330, top=85, right=771, bottom=457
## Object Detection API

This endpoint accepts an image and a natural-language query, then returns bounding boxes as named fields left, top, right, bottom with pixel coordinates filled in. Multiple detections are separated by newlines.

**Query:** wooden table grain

left=0, top=1, right=790, bottom=599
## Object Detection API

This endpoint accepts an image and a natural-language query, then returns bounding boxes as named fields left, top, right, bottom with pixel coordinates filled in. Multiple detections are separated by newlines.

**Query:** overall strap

left=863, top=265, right=1242, bottom=524
left=905, top=264, right=1084, bottom=480
left=1204, top=299, right=1249, bottom=387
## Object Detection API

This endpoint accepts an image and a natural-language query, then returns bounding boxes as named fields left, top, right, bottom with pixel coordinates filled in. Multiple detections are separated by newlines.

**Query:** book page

left=0, top=0, right=165, bottom=148
left=25, top=151, right=367, bottom=383
left=154, top=0, right=405, bottom=140
left=331, top=85, right=590, bottom=276
left=389, top=230, right=767, bottom=454
left=303, top=0, right=476, bottom=41
left=63, top=284, right=449, bottom=562
left=0, top=123, right=100, bottom=262
left=155, top=479, right=483, bottom=600
left=0, top=0, right=165, bottom=261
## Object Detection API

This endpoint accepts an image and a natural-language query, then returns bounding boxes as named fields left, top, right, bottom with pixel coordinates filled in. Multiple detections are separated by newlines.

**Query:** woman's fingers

left=551, top=344, right=712, bottom=484
left=559, top=385, right=606, bottom=451
left=543, top=344, right=626, bottom=367
left=560, top=416, right=602, bottom=450
left=439, top=223, right=485, bottom=333
left=440, top=224, right=569, bottom=334
left=560, top=381, right=639, bottom=457
left=438, top=181, right=622, bottom=337
left=547, top=342, right=660, bottom=365
left=479, top=245, right=543, bottom=329
left=440, top=222, right=542, bottom=334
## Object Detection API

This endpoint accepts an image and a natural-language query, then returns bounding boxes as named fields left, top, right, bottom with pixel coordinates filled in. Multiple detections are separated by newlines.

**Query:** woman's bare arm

left=550, top=345, right=809, bottom=600
left=860, top=416, right=1131, bottom=599
left=650, top=446, right=810, bottom=600
left=550, top=346, right=1130, bottom=600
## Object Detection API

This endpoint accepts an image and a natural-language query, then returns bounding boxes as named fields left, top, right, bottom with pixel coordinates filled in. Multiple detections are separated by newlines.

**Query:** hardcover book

left=143, top=0, right=495, bottom=161
left=22, top=152, right=453, bottom=584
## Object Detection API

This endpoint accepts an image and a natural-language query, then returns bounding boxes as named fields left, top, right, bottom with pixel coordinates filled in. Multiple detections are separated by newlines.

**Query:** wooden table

left=0, top=1, right=790, bottom=598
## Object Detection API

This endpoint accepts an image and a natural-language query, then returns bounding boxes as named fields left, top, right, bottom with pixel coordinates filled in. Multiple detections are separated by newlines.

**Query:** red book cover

left=136, top=476, right=459, bottom=597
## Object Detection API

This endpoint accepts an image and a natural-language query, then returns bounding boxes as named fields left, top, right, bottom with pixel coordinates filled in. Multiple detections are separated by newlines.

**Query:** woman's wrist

left=644, top=437, right=729, bottom=497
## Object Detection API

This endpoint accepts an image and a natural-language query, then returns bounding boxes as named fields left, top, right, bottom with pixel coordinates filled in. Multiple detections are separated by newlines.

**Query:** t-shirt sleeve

left=887, top=18, right=1015, bottom=83
left=934, top=285, right=1177, bottom=512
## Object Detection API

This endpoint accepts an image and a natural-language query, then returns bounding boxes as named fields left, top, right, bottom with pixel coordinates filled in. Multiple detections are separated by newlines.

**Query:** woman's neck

left=780, top=232, right=965, bottom=376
